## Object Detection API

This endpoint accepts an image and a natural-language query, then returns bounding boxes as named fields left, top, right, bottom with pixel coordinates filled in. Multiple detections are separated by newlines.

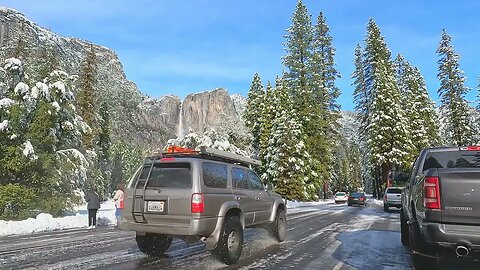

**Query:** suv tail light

left=424, top=176, right=441, bottom=210
left=191, top=193, right=204, bottom=213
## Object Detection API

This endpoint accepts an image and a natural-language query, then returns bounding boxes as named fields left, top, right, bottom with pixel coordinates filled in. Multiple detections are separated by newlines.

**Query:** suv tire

left=136, top=233, right=173, bottom=256
left=271, top=208, right=286, bottom=242
left=213, top=215, right=243, bottom=265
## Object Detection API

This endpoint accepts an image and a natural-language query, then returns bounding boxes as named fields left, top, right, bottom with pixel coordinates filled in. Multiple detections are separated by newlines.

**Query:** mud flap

left=204, top=216, right=225, bottom=250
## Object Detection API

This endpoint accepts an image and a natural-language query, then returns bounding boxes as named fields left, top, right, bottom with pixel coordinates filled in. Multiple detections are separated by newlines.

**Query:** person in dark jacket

left=85, top=187, right=101, bottom=228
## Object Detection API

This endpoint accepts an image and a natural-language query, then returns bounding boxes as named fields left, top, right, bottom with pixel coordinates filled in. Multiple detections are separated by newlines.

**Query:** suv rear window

left=336, top=192, right=346, bottom=196
left=203, top=162, right=228, bottom=188
left=423, top=151, right=480, bottom=171
left=386, top=188, right=402, bottom=194
left=146, top=163, right=191, bottom=188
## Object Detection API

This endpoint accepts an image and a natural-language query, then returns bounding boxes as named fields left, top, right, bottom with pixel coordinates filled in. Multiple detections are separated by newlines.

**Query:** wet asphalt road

left=0, top=201, right=464, bottom=270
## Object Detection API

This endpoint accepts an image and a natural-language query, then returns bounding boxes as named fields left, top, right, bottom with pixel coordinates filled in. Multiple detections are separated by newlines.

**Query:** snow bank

left=287, top=199, right=334, bottom=209
left=0, top=200, right=117, bottom=237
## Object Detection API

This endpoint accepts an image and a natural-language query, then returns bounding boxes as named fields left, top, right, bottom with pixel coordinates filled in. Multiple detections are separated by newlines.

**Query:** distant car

left=334, top=192, right=348, bottom=204
left=347, top=192, right=367, bottom=206
left=383, top=187, right=403, bottom=212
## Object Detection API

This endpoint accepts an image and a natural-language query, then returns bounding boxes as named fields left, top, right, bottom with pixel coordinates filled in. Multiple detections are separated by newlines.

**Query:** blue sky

left=2, top=0, right=480, bottom=110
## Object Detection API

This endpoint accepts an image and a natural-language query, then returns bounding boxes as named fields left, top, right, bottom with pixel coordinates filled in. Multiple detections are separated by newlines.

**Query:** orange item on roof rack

left=166, top=145, right=198, bottom=154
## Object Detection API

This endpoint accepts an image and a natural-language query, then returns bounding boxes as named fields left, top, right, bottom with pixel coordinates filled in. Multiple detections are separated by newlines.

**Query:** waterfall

left=177, top=101, right=184, bottom=138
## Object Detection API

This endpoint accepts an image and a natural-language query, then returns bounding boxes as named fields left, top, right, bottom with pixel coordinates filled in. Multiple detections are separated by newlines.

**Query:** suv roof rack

left=159, top=145, right=261, bottom=166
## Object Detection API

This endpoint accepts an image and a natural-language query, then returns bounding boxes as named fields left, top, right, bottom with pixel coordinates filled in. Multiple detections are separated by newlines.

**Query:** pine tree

left=352, top=44, right=368, bottom=132
left=98, top=102, right=113, bottom=191
left=282, top=0, right=313, bottom=106
left=266, top=78, right=318, bottom=200
left=259, top=81, right=275, bottom=181
left=394, top=54, right=440, bottom=159
left=77, top=44, right=98, bottom=149
left=311, top=12, right=341, bottom=113
left=363, top=19, right=412, bottom=194
left=244, top=73, right=265, bottom=153
left=308, top=11, right=341, bottom=198
left=436, top=30, right=474, bottom=146
left=33, top=48, right=60, bottom=82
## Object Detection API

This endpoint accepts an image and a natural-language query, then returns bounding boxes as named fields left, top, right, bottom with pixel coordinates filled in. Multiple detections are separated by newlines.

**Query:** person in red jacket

left=113, top=182, right=125, bottom=226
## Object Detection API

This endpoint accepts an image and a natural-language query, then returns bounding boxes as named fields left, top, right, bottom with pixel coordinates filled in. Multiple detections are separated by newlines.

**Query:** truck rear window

left=145, top=163, right=192, bottom=188
left=423, top=151, right=480, bottom=171
left=386, top=188, right=402, bottom=194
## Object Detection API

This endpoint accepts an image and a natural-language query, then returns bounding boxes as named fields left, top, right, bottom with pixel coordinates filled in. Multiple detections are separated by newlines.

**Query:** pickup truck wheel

left=409, top=222, right=437, bottom=270
left=213, top=215, right=243, bottom=265
left=271, top=208, right=286, bottom=242
left=136, top=233, right=173, bottom=256
left=400, top=210, right=409, bottom=246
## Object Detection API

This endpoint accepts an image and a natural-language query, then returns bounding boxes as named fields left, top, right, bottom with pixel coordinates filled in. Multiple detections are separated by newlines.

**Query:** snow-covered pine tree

left=0, top=58, right=89, bottom=217
left=352, top=44, right=368, bottom=130
left=77, top=44, right=98, bottom=149
left=259, top=81, right=275, bottom=180
left=309, top=11, right=341, bottom=198
left=437, top=30, right=474, bottom=146
left=363, top=19, right=412, bottom=194
left=98, top=102, right=113, bottom=191
left=311, top=12, right=341, bottom=113
left=282, top=0, right=313, bottom=108
left=394, top=54, right=440, bottom=159
left=265, top=77, right=318, bottom=201
left=244, top=73, right=265, bottom=153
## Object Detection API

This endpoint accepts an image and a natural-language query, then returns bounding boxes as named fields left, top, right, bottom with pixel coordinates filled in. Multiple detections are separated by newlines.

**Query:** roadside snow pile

left=287, top=199, right=334, bottom=209
left=0, top=200, right=117, bottom=237
left=370, top=199, right=384, bottom=206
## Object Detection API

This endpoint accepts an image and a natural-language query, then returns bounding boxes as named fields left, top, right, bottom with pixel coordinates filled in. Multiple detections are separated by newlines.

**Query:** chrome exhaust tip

left=455, top=246, right=469, bottom=257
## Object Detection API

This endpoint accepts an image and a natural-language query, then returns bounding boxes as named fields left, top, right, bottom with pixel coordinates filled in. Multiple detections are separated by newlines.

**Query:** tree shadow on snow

left=332, top=230, right=411, bottom=270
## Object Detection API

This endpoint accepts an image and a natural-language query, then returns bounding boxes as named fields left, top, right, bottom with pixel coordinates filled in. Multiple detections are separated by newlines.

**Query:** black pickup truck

left=401, top=146, right=480, bottom=269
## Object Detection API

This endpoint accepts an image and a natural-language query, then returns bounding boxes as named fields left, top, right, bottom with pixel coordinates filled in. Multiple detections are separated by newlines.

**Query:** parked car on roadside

left=383, top=187, right=403, bottom=212
left=347, top=192, right=367, bottom=206
left=120, top=146, right=286, bottom=265
left=334, top=192, right=348, bottom=204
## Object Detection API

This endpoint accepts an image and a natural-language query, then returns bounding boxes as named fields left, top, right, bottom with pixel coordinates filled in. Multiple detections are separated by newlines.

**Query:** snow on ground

left=0, top=200, right=117, bottom=237
left=286, top=199, right=334, bottom=209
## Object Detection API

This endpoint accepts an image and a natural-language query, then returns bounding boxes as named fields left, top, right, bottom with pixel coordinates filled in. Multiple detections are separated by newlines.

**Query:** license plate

left=354, top=198, right=358, bottom=200
left=147, top=201, right=164, bottom=212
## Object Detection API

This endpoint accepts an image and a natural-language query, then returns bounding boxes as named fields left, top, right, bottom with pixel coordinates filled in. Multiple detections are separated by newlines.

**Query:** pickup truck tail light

left=424, top=176, right=441, bottom=210
left=191, top=193, right=204, bottom=213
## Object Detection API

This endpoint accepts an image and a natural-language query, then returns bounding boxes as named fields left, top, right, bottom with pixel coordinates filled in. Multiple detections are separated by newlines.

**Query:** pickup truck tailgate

left=439, top=169, right=480, bottom=225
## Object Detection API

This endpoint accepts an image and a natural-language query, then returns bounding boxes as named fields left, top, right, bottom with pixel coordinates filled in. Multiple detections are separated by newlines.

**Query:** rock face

left=182, top=88, right=238, bottom=134
left=0, top=7, right=247, bottom=148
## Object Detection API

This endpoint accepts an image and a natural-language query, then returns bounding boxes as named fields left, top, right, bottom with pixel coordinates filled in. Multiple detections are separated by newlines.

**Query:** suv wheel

left=271, top=208, right=286, bottom=242
left=213, top=215, right=243, bottom=265
left=136, top=233, right=173, bottom=256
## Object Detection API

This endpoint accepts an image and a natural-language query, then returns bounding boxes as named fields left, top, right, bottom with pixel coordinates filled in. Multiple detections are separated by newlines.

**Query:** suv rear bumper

left=120, top=216, right=217, bottom=237
left=420, top=221, right=480, bottom=257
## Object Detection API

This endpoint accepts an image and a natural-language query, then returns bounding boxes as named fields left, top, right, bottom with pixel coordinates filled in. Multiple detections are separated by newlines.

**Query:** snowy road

left=0, top=202, right=412, bottom=270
